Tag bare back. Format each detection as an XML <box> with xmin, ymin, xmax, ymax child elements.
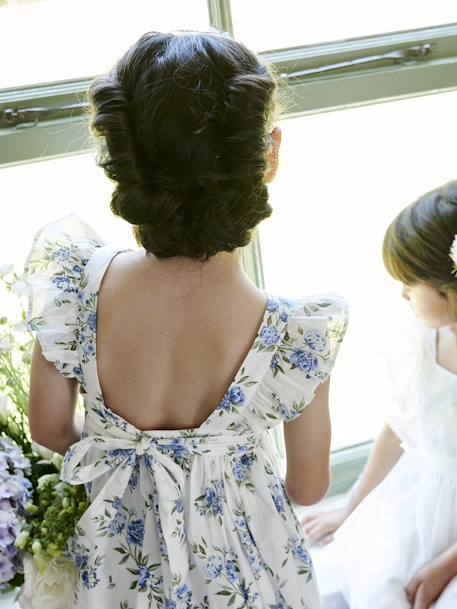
<box><xmin>95</xmin><ymin>249</ymin><xmax>268</xmax><ymax>431</ymax></box>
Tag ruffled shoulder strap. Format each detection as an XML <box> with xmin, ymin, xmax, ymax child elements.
<box><xmin>267</xmin><ymin>292</ymin><xmax>349</xmax><ymax>422</ymax></box>
<box><xmin>23</xmin><ymin>213</ymin><xmax>106</xmax><ymax>382</ymax></box>
<box><xmin>379</xmin><ymin>317</ymin><xmax>430</xmax><ymax>442</ymax></box>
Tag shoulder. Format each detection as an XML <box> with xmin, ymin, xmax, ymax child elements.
<box><xmin>286</xmin><ymin>292</ymin><xmax>348</xmax><ymax>326</ymax></box>
<box><xmin>23</xmin><ymin>213</ymin><xmax>106</xmax><ymax>284</ymax></box>
<box><xmin>265</xmin><ymin>292</ymin><xmax>348</xmax><ymax>417</ymax></box>
<box><xmin>268</xmin><ymin>291</ymin><xmax>348</xmax><ymax>347</ymax></box>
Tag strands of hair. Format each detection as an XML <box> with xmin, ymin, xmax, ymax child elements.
<box><xmin>383</xmin><ymin>180</ymin><xmax>457</xmax><ymax>316</ymax></box>
<box><xmin>87</xmin><ymin>30</ymin><xmax>285</xmax><ymax>260</ymax></box>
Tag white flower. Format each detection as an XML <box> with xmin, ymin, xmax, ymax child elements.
<box><xmin>7</xmin><ymin>418</ymin><xmax>20</xmax><ymax>437</ymax></box>
<box><xmin>31</xmin><ymin>442</ymin><xmax>54</xmax><ymax>462</ymax></box>
<box><xmin>18</xmin><ymin>555</ymin><xmax>77</xmax><ymax>609</ymax></box>
<box><xmin>450</xmin><ymin>235</ymin><xmax>457</xmax><ymax>268</ymax></box>
<box><xmin>0</xmin><ymin>394</ymin><xmax>13</xmax><ymax>425</ymax></box>
<box><xmin>0</xmin><ymin>264</ymin><xmax>13</xmax><ymax>276</ymax></box>
<box><xmin>0</xmin><ymin>336</ymin><xmax>11</xmax><ymax>353</ymax></box>
<box><xmin>12</xmin><ymin>320</ymin><xmax>28</xmax><ymax>333</ymax></box>
<box><xmin>51</xmin><ymin>453</ymin><xmax>63</xmax><ymax>470</ymax></box>
<box><xmin>37</xmin><ymin>473</ymin><xmax>60</xmax><ymax>490</ymax></box>
<box><xmin>10</xmin><ymin>280</ymin><xmax>28</xmax><ymax>296</ymax></box>
<box><xmin>14</xmin><ymin>530</ymin><xmax>30</xmax><ymax>550</ymax></box>
<box><xmin>31</xmin><ymin>540</ymin><xmax>42</xmax><ymax>554</ymax></box>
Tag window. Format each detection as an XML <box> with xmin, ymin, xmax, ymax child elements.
<box><xmin>0</xmin><ymin>153</ymin><xmax>136</xmax><ymax>266</ymax></box>
<box><xmin>231</xmin><ymin>0</ymin><xmax>457</xmax><ymax>50</ymax></box>
<box><xmin>2</xmin><ymin>0</ymin><xmax>457</xmax><ymax>494</ymax></box>
<box><xmin>260</xmin><ymin>90</ymin><xmax>457</xmax><ymax>450</ymax></box>
<box><xmin>0</xmin><ymin>0</ymin><xmax>209</xmax><ymax>88</ymax></box>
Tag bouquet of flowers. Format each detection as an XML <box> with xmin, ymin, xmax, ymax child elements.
<box><xmin>0</xmin><ymin>265</ymin><xmax>88</xmax><ymax>609</ymax></box>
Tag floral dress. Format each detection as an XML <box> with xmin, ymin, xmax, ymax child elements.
<box><xmin>23</xmin><ymin>213</ymin><xmax>348</xmax><ymax>609</ymax></box>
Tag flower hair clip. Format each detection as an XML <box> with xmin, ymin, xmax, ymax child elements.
<box><xmin>450</xmin><ymin>234</ymin><xmax>457</xmax><ymax>277</ymax></box>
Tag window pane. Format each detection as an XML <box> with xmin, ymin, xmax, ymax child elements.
<box><xmin>231</xmin><ymin>0</ymin><xmax>457</xmax><ymax>50</ymax></box>
<box><xmin>259</xmin><ymin>90</ymin><xmax>457</xmax><ymax>449</ymax></box>
<box><xmin>0</xmin><ymin>153</ymin><xmax>136</xmax><ymax>270</ymax></box>
<box><xmin>0</xmin><ymin>0</ymin><xmax>209</xmax><ymax>89</ymax></box>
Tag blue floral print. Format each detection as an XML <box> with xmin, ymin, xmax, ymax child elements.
<box><xmin>259</xmin><ymin>325</ymin><xmax>282</xmax><ymax>347</ymax></box>
<box><xmin>127</xmin><ymin>518</ymin><xmax>144</xmax><ymax>546</ymax></box>
<box><xmin>290</xmin><ymin>348</ymin><xmax>319</xmax><ymax>376</ymax></box>
<box><xmin>23</xmin><ymin>214</ymin><xmax>348</xmax><ymax>609</ymax></box>
<box><xmin>195</xmin><ymin>479</ymin><xmax>225</xmax><ymax>523</ymax></box>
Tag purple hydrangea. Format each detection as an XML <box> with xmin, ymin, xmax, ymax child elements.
<box><xmin>0</xmin><ymin>439</ymin><xmax>32</xmax><ymax>589</ymax></box>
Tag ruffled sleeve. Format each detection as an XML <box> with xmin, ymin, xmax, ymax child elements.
<box><xmin>23</xmin><ymin>213</ymin><xmax>106</xmax><ymax>381</ymax></box>
<box><xmin>271</xmin><ymin>292</ymin><xmax>349</xmax><ymax>422</ymax></box>
<box><xmin>380</xmin><ymin>318</ymin><xmax>428</xmax><ymax>445</ymax></box>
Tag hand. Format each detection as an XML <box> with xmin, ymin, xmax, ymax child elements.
<box><xmin>406</xmin><ymin>560</ymin><xmax>450</xmax><ymax>609</ymax></box>
<box><xmin>301</xmin><ymin>506</ymin><xmax>350</xmax><ymax>546</ymax></box>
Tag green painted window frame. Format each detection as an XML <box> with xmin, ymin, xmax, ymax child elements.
<box><xmin>2</xmin><ymin>0</ymin><xmax>455</xmax><ymax>495</ymax></box>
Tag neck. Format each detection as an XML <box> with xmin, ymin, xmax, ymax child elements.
<box><xmin>138</xmin><ymin>247</ymin><xmax>249</xmax><ymax>289</ymax></box>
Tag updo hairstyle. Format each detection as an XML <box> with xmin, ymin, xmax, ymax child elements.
<box><xmin>87</xmin><ymin>30</ymin><xmax>282</xmax><ymax>260</ymax></box>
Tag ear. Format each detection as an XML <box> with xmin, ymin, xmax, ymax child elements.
<box><xmin>264</xmin><ymin>126</ymin><xmax>282</xmax><ymax>183</ymax></box>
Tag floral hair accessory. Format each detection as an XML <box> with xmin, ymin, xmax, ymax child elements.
<box><xmin>451</xmin><ymin>235</ymin><xmax>457</xmax><ymax>277</ymax></box>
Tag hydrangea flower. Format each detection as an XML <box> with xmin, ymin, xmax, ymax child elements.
<box><xmin>0</xmin><ymin>438</ymin><xmax>31</xmax><ymax>589</ymax></box>
<box><xmin>259</xmin><ymin>325</ymin><xmax>281</xmax><ymax>347</ymax></box>
<box><xmin>290</xmin><ymin>349</ymin><xmax>319</xmax><ymax>376</ymax></box>
<box><xmin>303</xmin><ymin>330</ymin><xmax>327</xmax><ymax>353</ymax></box>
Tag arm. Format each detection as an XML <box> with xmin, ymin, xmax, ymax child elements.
<box><xmin>407</xmin><ymin>541</ymin><xmax>457</xmax><ymax>609</ymax></box>
<box><xmin>345</xmin><ymin>421</ymin><xmax>403</xmax><ymax>515</ymax></box>
<box><xmin>283</xmin><ymin>379</ymin><xmax>332</xmax><ymax>506</ymax></box>
<box><xmin>28</xmin><ymin>338</ymin><xmax>84</xmax><ymax>455</ymax></box>
<box><xmin>302</xmin><ymin>421</ymin><xmax>404</xmax><ymax>543</ymax></box>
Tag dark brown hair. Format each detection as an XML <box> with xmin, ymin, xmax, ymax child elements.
<box><xmin>87</xmin><ymin>30</ymin><xmax>282</xmax><ymax>260</ymax></box>
<box><xmin>383</xmin><ymin>180</ymin><xmax>457</xmax><ymax>307</ymax></box>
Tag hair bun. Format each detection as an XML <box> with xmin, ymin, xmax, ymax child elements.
<box><xmin>88</xmin><ymin>30</ymin><xmax>281</xmax><ymax>259</ymax></box>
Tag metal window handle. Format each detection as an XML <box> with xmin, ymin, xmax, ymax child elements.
<box><xmin>2</xmin><ymin>102</ymin><xmax>87</xmax><ymax>128</ymax></box>
<box><xmin>1</xmin><ymin>43</ymin><xmax>433</xmax><ymax>128</ymax></box>
<box><xmin>281</xmin><ymin>43</ymin><xmax>433</xmax><ymax>79</ymax></box>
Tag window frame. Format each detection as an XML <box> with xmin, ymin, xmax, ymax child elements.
<box><xmin>3</xmin><ymin>0</ymin><xmax>455</xmax><ymax>495</ymax></box>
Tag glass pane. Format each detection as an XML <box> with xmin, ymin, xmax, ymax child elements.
<box><xmin>0</xmin><ymin>0</ymin><xmax>209</xmax><ymax>89</ymax></box>
<box><xmin>260</xmin><ymin>90</ymin><xmax>457</xmax><ymax>449</ymax></box>
<box><xmin>231</xmin><ymin>0</ymin><xmax>457</xmax><ymax>51</ymax></box>
<box><xmin>0</xmin><ymin>153</ymin><xmax>136</xmax><ymax>270</ymax></box>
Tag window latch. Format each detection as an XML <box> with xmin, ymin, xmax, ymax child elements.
<box><xmin>281</xmin><ymin>43</ymin><xmax>433</xmax><ymax>79</ymax></box>
<box><xmin>2</xmin><ymin>102</ymin><xmax>88</xmax><ymax>128</ymax></box>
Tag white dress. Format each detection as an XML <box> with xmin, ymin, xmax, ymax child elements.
<box><xmin>23</xmin><ymin>214</ymin><xmax>348</xmax><ymax>609</ymax></box>
<box><xmin>313</xmin><ymin>321</ymin><xmax>457</xmax><ymax>609</ymax></box>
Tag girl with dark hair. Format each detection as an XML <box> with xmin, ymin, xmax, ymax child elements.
<box><xmin>22</xmin><ymin>30</ymin><xmax>347</xmax><ymax>608</ymax></box>
<box><xmin>303</xmin><ymin>181</ymin><xmax>457</xmax><ymax>609</ymax></box>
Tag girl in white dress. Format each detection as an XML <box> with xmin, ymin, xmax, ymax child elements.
<box><xmin>302</xmin><ymin>180</ymin><xmax>457</xmax><ymax>609</ymax></box>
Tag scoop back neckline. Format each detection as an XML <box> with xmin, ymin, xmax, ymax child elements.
<box><xmin>84</xmin><ymin>245</ymin><xmax>282</xmax><ymax>434</ymax></box>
